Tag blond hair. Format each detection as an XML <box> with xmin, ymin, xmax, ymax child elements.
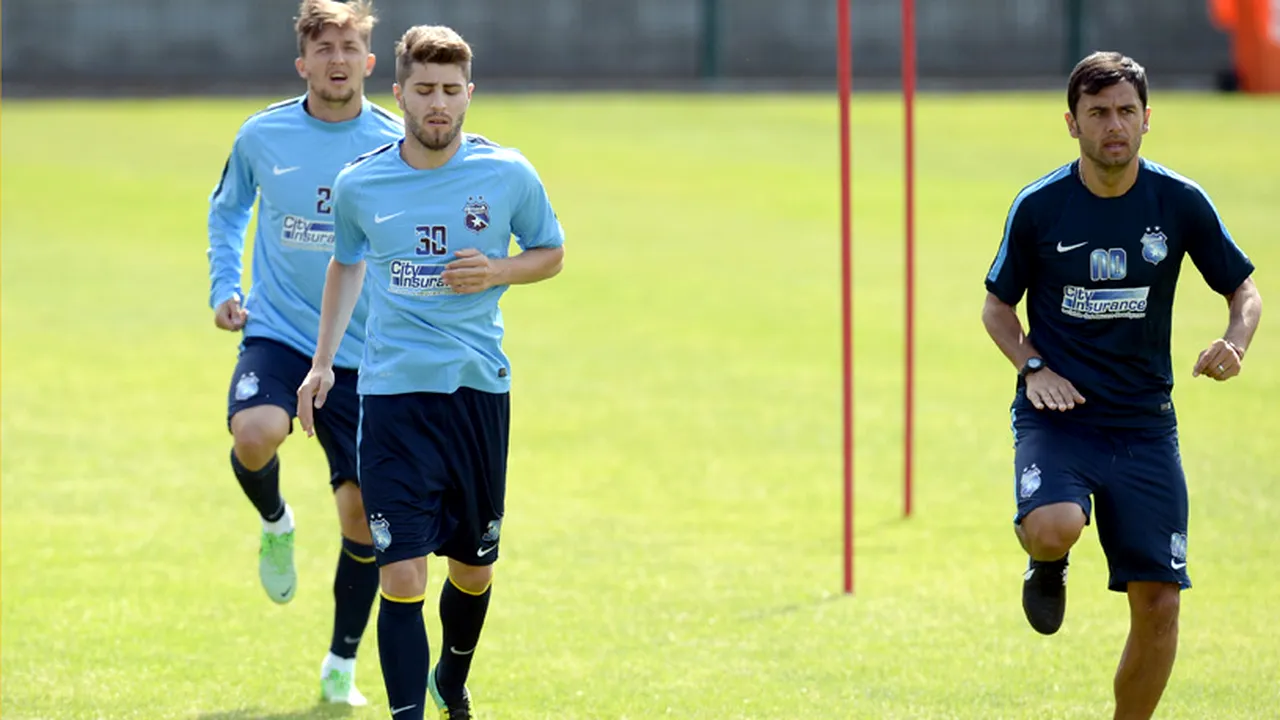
<box><xmin>294</xmin><ymin>0</ymin><xmax>377</xmax><ymax>56</ymax></box>
<box><xmin>395</xmin><ymin>25</ymin><xmax>473</xmax><ymax>84</ymax></box>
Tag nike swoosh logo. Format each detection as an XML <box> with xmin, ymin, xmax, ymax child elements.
<box><xmin>450</xmin><ymin>646</ymin><xmax>475</xmax><ymax>655</ymax></box>
<box><xmin>476</xmin><ymin>545</ymin><xmax>498</xmax><ymax>557</ymax></box>
<box><xmin>1171</xmin><ymin>560</ymin><xmax>1187</xmax><ymax>570</ymax></box>
<box><xmin>1057</xmin><ymin>241</ymin><xmax>1088</xmax><ymax>253</ymax></box>
<box><xmin>343</xmin><ymin>635</ymin><xmax>362</xmax><ymax>644</ymax></box>
<box><xmin>273</xmin><ymin>165</ymin><xmax>300</xmax><ymax>175</ymax></box>
<box><xmin>374</xmin><ymin>211</ymin><xmax>405</xmax><ymax>224</ymax></box>
<box><xmin>391</xmin><ymin>705</ymin><xmax>417</xmax><ymax>715</ymax></box>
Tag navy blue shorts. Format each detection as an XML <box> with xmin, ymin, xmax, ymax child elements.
<box><xmin>226</xmin><ymin>336</ymin><xmax>360</xmax><ymax>490</ymax></box>
<box><xmin>1011</xmin><ymin>408</ymin><xmax>1190</xmax><ymax>593</ymax></box>
<box><xmin>358</xmin><ymin>389</ymin><xmax>510</xmax><ymax>568</ymax></box>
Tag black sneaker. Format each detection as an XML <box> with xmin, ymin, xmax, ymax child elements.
<box><xmin>1022</xmin><ymin>554</ymin><xmax>1068</xmax><ymax>635</ymax></box>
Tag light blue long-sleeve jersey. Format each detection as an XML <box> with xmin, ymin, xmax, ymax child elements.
<box><xmin>331</xmin><ymin>134</ymin><xmax>565</xmax><ymax>396</ymax></box>
<box><xmin>207</xmin><ymin>95</ymin><xmax>403</xmax><ymax>369</ymax></box>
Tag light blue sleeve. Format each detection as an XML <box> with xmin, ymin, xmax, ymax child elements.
<box><xmin>509</xmin><ymin>154</ymin><xmax>565</xmax><ymax>251</ymax></box>
<box><xmin>331</xmin><ymin>170</ymin><xmax>368</xmax><ymax>265</ymax></box>
<box><xmin>206</xmin><ymin>128</ymin><xmax>258</xmax><ymax>308</ymax></box>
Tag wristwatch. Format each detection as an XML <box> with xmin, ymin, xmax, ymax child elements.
<box><xmin>1019</xmin><ymin>356</ymin><xmax>1045</xmax><ymax>378</ymax></box>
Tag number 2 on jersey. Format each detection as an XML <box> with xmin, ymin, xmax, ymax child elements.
<box><xmin>316</xmin><ymin>187</ymin><xmax>333</xmax><ymax>215</ymax></box>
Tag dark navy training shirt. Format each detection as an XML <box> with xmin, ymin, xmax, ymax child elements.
<box><xmin>986</xmin><ymin>158</ymin><xmax>1255</xmax><ymax>428</ymax></box>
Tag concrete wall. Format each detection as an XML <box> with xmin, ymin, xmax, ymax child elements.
<box><xmin>1</xmin><ymin>0</ymin><xmax>1232</xmax><ymax>93</ymax></box>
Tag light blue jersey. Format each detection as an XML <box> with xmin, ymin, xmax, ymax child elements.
<box><xmin>207</xmin><ymin>95</ymin><xmax>404</xmax><ymax>369</ymax></box>
<box><xmin>331</xmin><ymin>134</ymin><xmax>565</xmax><ymax>396</ymax></box>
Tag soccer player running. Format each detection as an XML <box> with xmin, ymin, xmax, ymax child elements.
<box><xmin>206</xmin><ymin>0</ymin><xmax>403</xmax><ymax>705</ymax></box>
<box><xmin>983</xmin><ymin>52</ymin><xmax>1263</xmax><ymax>719</ymax></box>
<box><xmin>296</xmin><ymin>25</ymin><xmax>565</xmax><ymax>720</ymax></box>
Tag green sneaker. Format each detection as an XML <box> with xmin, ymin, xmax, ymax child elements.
<box><xmin>258</xmin><ymin>527</ymin><xmax>296</xmax><ymax>604</ymax></box>
<box><xmin>320</xmin><ymin>654</ymin><xmax>368</xmax><ymax>706</ymax></box>
<box><xmin>428</xmin><ymin>666</ymin><xmax>473</xmax><ymax>719</ymax></box>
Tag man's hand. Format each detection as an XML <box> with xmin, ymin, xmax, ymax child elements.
<box><xmin>1192</xmin><ymin>338</ymin><xmax>1243</xmax><ymax>381</ymax></box>
<box><xmin>297</xmin><ymin>364</ymin><xmax>336</xmax><ymax>437</ymax></box>
<box><xmin>1026</xmin><ymin>369</ymin><xmax>1086</xmax><ymax>411</ymax></box>
<box><xmin>214</xmin><ymin>296</ymin><xmax>248</xmax><ymax>331</ymax></box>
<box><xmin>441</xmin><ymin>249</ymin><xmax>500</xmax><ymax>294</ymax></box>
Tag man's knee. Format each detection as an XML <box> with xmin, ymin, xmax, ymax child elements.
<box><xmin>334</xmin><ymin>481</ymin><xmax>371</xmax><ymax>543</ymax></box>
<box><xmin>230</xmin><ymin>405</ymin><xmax>290</xmax><ymax>469</ymax></box>
<box><xmin>447</xmin><ymin>559</ymin><xmax>494</xmax><ymax>595</ymax></box>
<box><xmin>380</xmin><ymin>558</ymin><xmax>428</xmax><ymax>599</ymax></box>
<box><xmin>1020</xmin><ymin>502</ymin><xmax>1088</xmax><ymax>560</ymax></box>
<box><xmin>1128</xmin><ymin>582</ymin><xmax>1180</xmax><ymax>636</ymax></box>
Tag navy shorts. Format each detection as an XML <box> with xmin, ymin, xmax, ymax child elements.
<box><xmin>359</xmin><ymin>388</ymin><xmax>510</xmax><ymax>568</ymax></box>
<box><xmin>227</xmin><ymin>336</ymin><xmax>360</xmax><ymax>490</ymax></box>
<box><xmin>1011</xmin><ymin>408</ymin><xmax>1190</xmax><ymax>593</ymax></box>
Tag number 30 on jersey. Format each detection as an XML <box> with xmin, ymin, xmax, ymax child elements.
<box><xmin>416</xmin><ymin>225</ymin><xmax>448</xmax><ymax>256</ymax></box>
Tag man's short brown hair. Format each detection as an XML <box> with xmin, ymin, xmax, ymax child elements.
<box><xmin>294</xmin><ymin>0</ymin><xmax>377</xmax><ymax>56</ymax></box>
<box><xmin>395</xmin><ymin>25</ymin><xmax>473</xmax><ymax>85</ymax></box>
<box><xmin>1067</xmin><ymin>51</ymin><xmax>1149</xmax><ymax>116</ymax></box>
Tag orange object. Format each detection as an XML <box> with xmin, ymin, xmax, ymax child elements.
<box><xmin>1212</xmin><ymin>0</ymin><xmax>1280</xmax><ymax>93</ymax></box>
<box><xmin>1208</xmin><ymin>0</ymin><xmax>1239</xmax><ymax>28</ymax></box>
<box><xmin>1209</xmin><ymin>0</ymin><xmax>1240</xmax><ymax>29</ymax></box>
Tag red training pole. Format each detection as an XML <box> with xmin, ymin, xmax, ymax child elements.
<box><xmin>837</xmin><ymin>0</ymin><xmax>854</xmax><ymax>595</ymax></box>
<box><xmin>901</xmin><ymin>0</ymin><xmax>916</xmax><ymax>519</ymax></box>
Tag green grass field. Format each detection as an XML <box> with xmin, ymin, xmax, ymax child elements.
<box><xmin>3</xmin><ymin>90</ymin><xmax>1279</xmax><ymax>719</ymax></box>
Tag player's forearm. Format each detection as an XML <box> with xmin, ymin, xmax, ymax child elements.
<box><xmin>312</xmin><ymin>259</ymin><xmax>366</xmax><ymax>367</ymax></box>
<box><xmin>207</xmin><ymin>215</ymin><xmax>249</xmax><ymax>308</ymax></box>
<box><xmin>982</xmin><ymin>293</ymin><xmax>1042</xmax><ymax>371</ymax></box>
<box><xmin>1223</xmin><ymin>276</ymin><xmax>1262</xmax><ymax>357</ymax></box>
<box><xmin>493</xmin><ymin>246</ymin><xmax>564</xmax><ymax>286</ymax></box>
<box><xmin>207</xmin><ymin>239</ymin><xmax>244</xmax><ymax>308</ymax></box>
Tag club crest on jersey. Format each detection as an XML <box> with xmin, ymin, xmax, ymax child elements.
<box><xmin>1170</xmin><ymin>532</ymin><xmax>1188</xmax><ymax>562</ymax></box>
<box><xmin>370</xmin><ymin>514</ymin><xmax>392</xmax><ymax>552</ymax></box>
<box><xmin>481</xmin><ymin>518</ymin><xmax>502</xmax><ymax>544</ymax></box>
<box><xmin>235</xmin><ymin>372</ymin><xmax>259</xmax><ymax>401</ymax></box>
<box><xmin>463</xmin><ymin>196</ymin><xmax>490</xmax><ymax>233</ymax></box>
<box><xmin>1019</xmin><ymin>463</ymin><xmax>1042</xmax><ymax>499</ymax></box>
<box><xmin>1140</xmin><ymin>226</ymin><xmax>1168</xmax><ymax>266</ymax></box>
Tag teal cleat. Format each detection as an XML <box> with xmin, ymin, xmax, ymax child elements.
<box><xmin>428</xmin><ymin>666</ymin><xmax>473</xmax><ymax>719</ymax></box>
